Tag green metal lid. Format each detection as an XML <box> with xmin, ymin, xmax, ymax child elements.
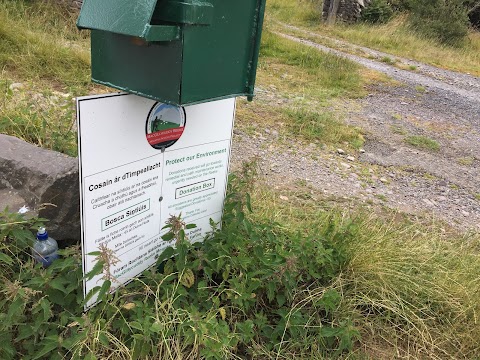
<box><xmin>77</xmin><ymin>0</ymin><xmax>158</xmax><ymax>38</ymax></box>
<box><xmin>77</xmin><ymin>0</ymin><xmax>213</xmax><ymax>42</ymax></box>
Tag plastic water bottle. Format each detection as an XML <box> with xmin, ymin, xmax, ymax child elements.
<box><xmin>32</xmin><ymin>227</ymin><xmax>59</xmax><ymax>267</ymax></box>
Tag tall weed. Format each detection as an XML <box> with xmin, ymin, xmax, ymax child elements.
<box><xmin>0</xmin><ymin>174</ymin><xmax>357</xmax><ymax>359</ymax></box>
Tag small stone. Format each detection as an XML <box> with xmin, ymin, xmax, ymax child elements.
<box><xmin>347</xmin><ymin>156</ymin><xmax>355</xmax><ymax>162</ymax></box>
<box><xmin>379</xmin><ymin>177</ymin><xmax>388</xmax><ymax>183</ymax></box>
<box><xmin>359</xmin><ymin>148</ymin><xmax>365</xmax><ymax>153</ymax></box>
<box><xmin>461</xmin><ymin>210</ymin><xmax>469</xmax><ymax>216</ymax></box>
<box><xmin>279</xmin><ymin>195</ymin><xmax>289</xmax><ymax>201</ymax></box>
<box><xmin>400</xmin><ymin>102</ymin><xmax>408</xmax><ymax>105</ymax></box>
<box><xmin>437</xmin><ymin>196</ymin><xmax>447</xmax><ymax>201</ymax></box>
<box><xmin>264</xmin><ymin>128</ymin><xmax>271</xmax><ymax>134</ymax></box>
<box><xmin>422</xmin><ymin>198</ymin><xmax>434</xmax><ymax>206</ymax></box>
<box><xmin>340</xmin><ymin>162</ymin><xmax>351</xmax><ymax>169</ymax></box>
<box><xmin>337</xmin><ymin>148</ymin><xmax>345</xmax><ymax>155</ymax></box>
<box><xmin>9</xmin><ymin>82</ymin><xmax>24</xmax><ymax>91</ymax></box>
<box><xmin>271</xmin><ymin>130</ymin><xmax>279</xmax><ymax>137</ymax></box>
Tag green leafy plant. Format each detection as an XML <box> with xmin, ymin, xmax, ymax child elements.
<box><xmin>0</xmin><ymin>171</ymin><xmax>358</xmax><ymax>359</ymax></box>
<box><xmin>0</xmin><ymin>208</ymin><xmax>84</xmax><ymax>360</ymax></box>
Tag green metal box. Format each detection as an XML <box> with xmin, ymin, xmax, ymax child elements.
<box><xmin>77</xmin><ymin>0</ymin><xmax>266</xmax><ymax>105</ymax></box>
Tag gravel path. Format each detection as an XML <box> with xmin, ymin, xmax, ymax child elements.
<box><xmin>230</xmin><ymin>29</ymin><xmax>480</xmax><ymax>232</ymax></box>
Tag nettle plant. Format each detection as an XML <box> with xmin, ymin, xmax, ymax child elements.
<box><xmin>0</xmin><ymin>175</ymin><xmax>359</xmax><ymax>359</ymax></box>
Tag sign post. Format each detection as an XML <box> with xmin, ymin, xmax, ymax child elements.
<box><xmin>77</xmin><ymin>93</ymin><xmax>235</xmax><ymax>307</ymax></box>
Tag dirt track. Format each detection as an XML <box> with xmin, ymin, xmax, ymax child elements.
<box><xmin>230</xmin><ymin>28</ymin><xmax>480</xmax><ymax>232</ymax></box>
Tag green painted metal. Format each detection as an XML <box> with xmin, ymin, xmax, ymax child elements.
<box><xmin>78</xmin><ymin>0</ymin><xmax>267</xmax><ymax>105</ymax></box>
<box><xmin>77</xmin><ymin>0</ymin><xmax>158</xmax><ymax>39</ymax></box>
<box><xmin>144</xmin><ymin>25</ymin><xmax>181</xmax><ymax>42</ymax></box>
<box><xmin>152</xmin><ymin>0</ymin><xmax>214</xmax><ymax>25</ymax></box>
<box><xmin>90</xmin><ymin>30</ymin><xmax>183</xmax><ymax>104</ymax></box>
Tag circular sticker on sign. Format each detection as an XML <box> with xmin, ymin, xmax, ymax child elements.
<box><xmin>145</xmin><ymin>102</ymin><xmax>186</xmax><ymax>150</ymax></box>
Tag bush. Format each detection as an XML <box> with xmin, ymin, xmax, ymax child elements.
<box><xmin>0</xmin><ymin>173</ymin><xmax>357</xmax><ymax>359</ymax></box>
<box><xmin>361</xmin><ymin>0</ymin><xmax>394</xmax><ymax>24</ymax></box>
<box><xmin>408</xmin><ymin>0</ymin><xmax>470</xmax><ymax>46</ymax></box>
<box><xmin>388</xmin><ymin>0</ymin><xmax>411</xmax><ymax>11</ymax></box>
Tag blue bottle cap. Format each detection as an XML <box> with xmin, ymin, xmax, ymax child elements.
<box><xmin>37</xmin><ymin>227</ymin><xmax>48</xmax><ymax>241</ymax></box>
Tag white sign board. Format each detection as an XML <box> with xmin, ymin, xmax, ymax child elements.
<box><xmin>77</xmin><ymin>93</ymin><xmax>235</xmax><ymax>308</ymax></box>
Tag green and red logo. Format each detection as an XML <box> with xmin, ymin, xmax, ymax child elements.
<box><xmin>145</xmin><ymin>102</ymin><xmax>186</xmax><ymax>149</ymax></box>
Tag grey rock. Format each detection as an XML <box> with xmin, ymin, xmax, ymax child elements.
<box><xmin>0</xmin><ymin>189</ymin><xmax>34</xmax><ymax>215</ymax></box>
<box><xmin>0</xmin><ymin>135</ymin><xmax>79</xmax><ymax>245</ymax></box>
<box><xmin>9</xmin><ymin>83</ymin><xmax>24</xmax><ymax>91</ymax></box>
<box><xmin>337</xmin><ymin>148</ymin><xmax>345</xmax><ymax>155</ymax></box>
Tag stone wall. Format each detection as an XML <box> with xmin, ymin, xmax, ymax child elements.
<box><xmin>323</xmin><ymin>0</ymin><xmax>371</xmax><ymax>23</ymax></box>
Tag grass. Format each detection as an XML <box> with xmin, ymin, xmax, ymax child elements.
<box><xmin>236</xmin><ymin>100</ymin><xmax>365</xmax><ymax>149</ymax></box>
<box><xmin>267</xmin><ymin>0</ymin><xmax>480</xmax><ymax>76</ymax></box>
<box><xmin>405</xmin><ymin>135</ymin><xmax>440</xmax><ymax>151</ymax></box>
<box><xmin>282</xmin><ymin>107</ymin><xmax>364</xmax><ymax>148</ymax></box>
<box><xmin>266</xmin><ymin>0</ymin><xmax>321</xmax><ymax>26</ymax></box>
<box><xmin>0</xmin><ymin>82</ymin><xmax>78</xmax><ymax>156</ymax></box>
<box><xmin>0</xmin><ymin>0</ymin><xmax>90</xmax><ymax>91</ymax></box>
<box><xmin>317</xmin><ymin>16</ymin><xmax>480</xmax><ymax>76</ymax></box>
<box><xmin>249</xmin><ymin>180</ymin><xmax>480</xmax><ymax>358</ymax></box>
<box><xmin>415</xmin><ymin>85</ymin><xmax>426</xmax><ymax>93</ymax></box>
<box><xmin>234</xmin><ymin>29</ymin><xmax>367</xmax><ymax>149</ymax></box>
<box><xmin>0</xmin><ymin>0</ymin><xmax>99</xmax><ymax>156</ymax></box>
<box><xmin>458</xmin><ymin>156</ymin><xmax>475</xmax><ymax>166</ymax></box>
<box><xmin>380</xmin><ymin>56</ymin><xmax>396</xmax><ymax>64</ymax></box>
<box><xmin>259</xmin><ymin>30</ymin><xmax>364</xmax><ymax>99</ymax></box>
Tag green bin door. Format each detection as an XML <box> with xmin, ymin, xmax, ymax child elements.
<box><xmin>181</xmin><ymin>0</ymin><xmax>265</xmax><ymax>104</ymax></box>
